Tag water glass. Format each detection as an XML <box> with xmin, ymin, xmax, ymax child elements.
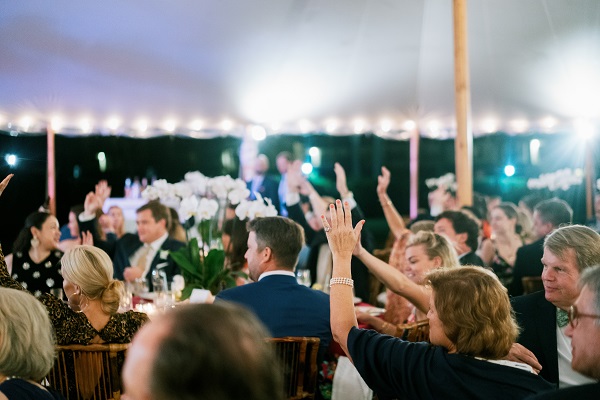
<box><xmin>296</xmin><ymin>269</ymin><xmax>312</xmax><ymax>287</ymax></box>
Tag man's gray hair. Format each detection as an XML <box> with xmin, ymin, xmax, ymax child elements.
<box><xmin>544</xmin><ymin>225</ymin><xmax>600</xmax><ymax>272</ymax></box>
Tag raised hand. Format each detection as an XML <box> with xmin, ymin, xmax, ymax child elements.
<box><xmin>321</xmin><ymin>200</ymin><xmax>364</xmax><ymax>260</ymax></box>
<box><xmin>377</xmin><ymin>166</ymin><xmax>391</xmax><ymax>196</ymax></box>
<box><xmin>334</xmin><ymin>162</ymin><xmax>349</xmax><ymax>197</ymax></box>
<box><xmin>286</xmin><ymin>160</ymin><xmax>303</xmax><ymax>192</ymax></box>
<box><xmin>0</xmin><ymin>174</ymin><xmax>13</xmax><ymax>197</ymax></box>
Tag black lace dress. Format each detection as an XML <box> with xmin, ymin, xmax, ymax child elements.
<box><xmin>0</xmin><ymin>245</ymin><xmax>148</xmax><ymax>345</ymax></box>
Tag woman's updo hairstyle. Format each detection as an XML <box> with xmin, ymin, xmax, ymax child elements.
<box><xmin>61</xmin><ymin>245</ymin><xmax>124</xmax><ymax>314</ymax></box>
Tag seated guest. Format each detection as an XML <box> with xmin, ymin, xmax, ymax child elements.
<box><xmin>1</xmin><ymin>244</ymin><xmax>148</xmax><ymax>344</ymax></box>
<box><xmin>355</xmin><ymin>230</ymin><xmax>460</xmax><ymax>334</ymax></box>
<box><xmin>215</xmin><ymin>216</ymin><xmax>332</xmax><ymax>358</ymax></box>
<box><xmin>107</xmin><ymin>205</ymin><xmax>126</xmax><ymax>238</ymax></box>
<box><xmin>0</xmin><ymin>288</ymin><xmax>64</xmax><ymax>400</ymax></box>
<box><xmin>323</xmin><ymin>200</ymin><xmax>553</xmax><ymax>399</ymax></box>
<box><xmin>122</xmin><ymin>302</ymin><xmax>285</xmax><ymax>400</ymax></box>
<box><xmin>510</xmin><ymin>225</ymin><xmax>600</xmax><ymax>387</ymax></box>
<box><xmin>527</xmin><ymin>266</ymin><xmax>600</xmax><ymax>399</ymax></box>
<box><xmin>4</xmin><ymin>210</ymin><xmax>64</xmax><ymax>298</ymax></box>
<box><xmin>80</xmin><ymin>194</ymin><xmax>184</xmax><ymax>289</ymax></box>
<box><xmin>478</xmin><ymin>202</ymin><xmax>525</xmax><ymax>285</ymax></box>
<box><xmin>222</xmin><ymin>217</ymin><xmax>250</xmax><ymax>285</ymax></box>
<box><xmin>509</xmin><ymin>198</ymin><xmax>573</xmax><ymax>296</ymax></box>
<box><xmin>58</xmin><ymin>204</ymin><xmax>85</xmax><ymax>253</ymax></box>
<box><xmin>434</xmin><ymin>210</ymin><xmax>484</xmax><ymax>266</ymax></box>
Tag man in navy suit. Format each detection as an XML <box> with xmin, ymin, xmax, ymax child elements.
<box><xmin>510</xmin><ymin>225</ymin><xmax>600</xmax><ymax>388</ymax></box>
<box><xmin>509</xmin><ymin>198</ymin><xmax>573</xmax><ymax>296</ymax></box>
<box><xmin>246</xmin><ymin>154</ymin><xmax>280</xmax><ymax>212</ymax></box>
<box><xmin>80</xmin><ymin>199</ymin><xmax>185</xmax><ymax>289</ymax></box>
<box><xmin>527</xmin><ymin>266</ymin><xmax>600</xmax><ymax>399</ymax></box>
<box><xmin>215</xmin><ymin>216</ymin><xmax>331</xmax><ymax>357</ymax></box>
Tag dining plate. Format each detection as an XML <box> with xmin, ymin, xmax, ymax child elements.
<box><xmin>353</xmin><ymin>297</ymin><xmax>362</xmax><ymax>304</ymax></box>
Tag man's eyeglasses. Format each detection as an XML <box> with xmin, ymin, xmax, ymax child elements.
<box><xmin>568</xmin><ymin>305</ymin><xmax>600</xmax><ymax>328</ymax></box>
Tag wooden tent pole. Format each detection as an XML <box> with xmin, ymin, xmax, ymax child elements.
<box><xmin>409</xmin><ymin>126</ymin><xmax>420</xmax><ymax>220</ymax></box>
<box><xmin>585</xmin><ymin>144</ymin><xmax>593</xmax><ymax>220</ymax></box>
<box><xmin>47</xmin><ymin>125</ymin><xmax>56</xmax><ymax>216</ymax></box>
<box><xmin>453</xmin><ymin>0</ymin><xmax>473</xmax><ymax>207</ymax></box>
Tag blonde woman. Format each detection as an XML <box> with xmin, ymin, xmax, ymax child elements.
<box><xmin>354</xmin><ymin>230</ymin><xmax>459</xmax><ymax>334</ymax></box>
<box><xmin>0</xmin><ymin>288</ymin><xmax>62</xmax><ymax>399</ymax></box>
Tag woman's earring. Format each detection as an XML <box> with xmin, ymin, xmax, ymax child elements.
<box><xmin>30</xmin><ymin>236</ymin><xmax>40</xmax><ymax>248</ymax></box>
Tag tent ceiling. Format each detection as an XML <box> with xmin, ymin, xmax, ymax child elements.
<box><xmin>1</xmin><ymin>0</ymin><xmax>599</xmax><ymax>138</ymax></box>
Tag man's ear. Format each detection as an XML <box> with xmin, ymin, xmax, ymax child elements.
<box><xmin>262</xmin><ymin>246</ymin><xmax>273</xmax><ymax>262</ymax></box>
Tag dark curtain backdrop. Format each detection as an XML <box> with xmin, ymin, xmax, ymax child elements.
<box><xmin>0</xmin><ymin>132</ymin><xmax>596</xmax><ymax>252</ymax></box>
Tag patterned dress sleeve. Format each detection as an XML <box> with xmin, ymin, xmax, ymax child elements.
<box><xmin>99</xmin><ymin>311</ymin><xmax>149</xmax><ymax>343</ymax></box>
<box><xmin>0</xmin><ymin>245</ymin><xmax>31</xmax><ymax>291</ymax></box>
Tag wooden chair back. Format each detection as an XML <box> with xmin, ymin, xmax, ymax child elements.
<box><xmin>267</xmin><ymin>337</ymin><xmax>320</xmax><ymax>400</ymax></box>
<box><xmin>398</xmin><ymin>320</ymin><xmax>430</xmax><ymax>343</ymax></box>
<box><xmin>522</xmin><ymin>276</ymin><xmax>544</xmax><ymax>294</ymax></box>
<box><xmin>44</xmin><ymin>343</ymin><xmax>129</xmax><ymax>400</ymax></box>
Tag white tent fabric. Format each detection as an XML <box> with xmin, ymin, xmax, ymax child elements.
<box><xmin>1</xmin><ymin>0</ymin><xmax>599</xmax><ymax>138</ymax></box>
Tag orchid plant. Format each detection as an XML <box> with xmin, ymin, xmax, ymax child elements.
<box><xmin>527</xmin><ymin>168</ymin><xmax>583</xmax><ymax>192</ymax></box>
<box><xmin>141</xmin><ymin>172</ymin><xmax>278</xmax><ymax>298</ymax></box>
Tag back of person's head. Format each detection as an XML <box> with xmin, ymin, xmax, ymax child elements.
<box><xmin>0</xmin><ymin>288</ymin><xmax>55</xmax><ymax>382</ymax></box>
<box><xmin>579</xmin><ymin>265</ymin><xmax>600</xmax><ymax>320</ymax></box>
<box><xmin>435</xmin><ymin>210</ymin><xmax>479</xmax><ymax>251</ymax></box>
<box><xmin>222</xmin><ymin>217</ymin><xmax>250</xmax><ymax>271</ymax></box>
<box><xmin>61</xmin><ymin>245</ymin><xmax>124</xmax><ymax>314</ymax></box>
<box><xmin>520</xmin><ymin>193</ymin><xmax>546</xmax><ymax>214</ymax></box>
<box><xmin>247</xmin><ymin>217</ymin><xmax>304</xmax><ymax>269</ymax></box>
<box><xmin>151</xmin><ymin>303</ymin><xmax>285</xmax><ymax>400</ymax></box>
<box><xmin>534</xmin><ymin>198</ymin><xmax>573</xmax><ymax>228</ymax></box>
<box><xmin>137</xmin><ymin>201</ymin><xmax>171</xmax><ymax>230</ymax></box>
<box><xmin>407</xmin><ymin>231</ymin><xmax>460</xmax><ymax>268</ymax></box>
<box><xmin>544</xmin><ymin>225</ymin><xmax>600</xmax><ymax>273</ymax></box>
<box><xmin>409</xmin><ymin>220</ymin><xmax>435</xmax><ymax>234</ymax></box>
<box><xmin>13</xmin><ymin>211</ymin><xmax>53</xmax><ymax>253</ymax></box>
<box><xmin>427</xmin><ymin>266</ymin><xmax>518</xmax><ymax>359</ymax></box>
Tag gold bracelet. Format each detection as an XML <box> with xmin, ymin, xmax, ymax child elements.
<box><xmin>329</xmin><ymin>277</ymin><xmax>354</xmax><ymax>287</ymax></box>
<box><xmin>380</xmin><ymin>322</ymin><xmax>390</xmax><ymax>332</ymax></box>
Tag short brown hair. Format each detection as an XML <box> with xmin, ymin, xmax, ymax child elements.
<box><xmin>150</xmin><ymin>302</ymin><xmax>285</xmax><ymax>400</ymax></box>
<box><xmin>544</xmin><ymin>225</ymin><xmax>600</xmax><ymax>272</ymax></box>
<box><xmin>427</xmin><ymin>266</ymin><xmax>518</xmax><ymax>359</ymax></box>
<box><xmin>247</xmin><ymin>217</ymin><xmax>304</xmax><ymax>269</ymax></box>
<box><xmin>137</xmin><ymin>200</ymin><xmax>171</xmax><ymax>230</ymax></box>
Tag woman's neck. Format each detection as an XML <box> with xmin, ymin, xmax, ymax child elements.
<box><xmin>83</xmin><ymin>299</ymin><xmax>111</xmax><ymax>334</ymax></box>
<box><xmin>28</xmin><ymin>247</ymin><xmax>51</xmax><ymax>264</ymax></box>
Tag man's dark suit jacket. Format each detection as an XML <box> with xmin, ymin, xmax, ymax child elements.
<box><xmin>459</xmin><ymin>251</ymin><xmax>484</xmax><ymax>267</ymax></box>
<box><xmin>215</xmin><ymin>274</ymin><xmax>332</xmax><ymax>356</ymax></box>
<box><xmin>247</xmin><ymin>175</ymin><xmax>280</xmax><ymax>212</ymax></box>
<box><xmin>510</xmin><ymin>237</ymin><xmax>545</xmax><ymax>296</ymax></box>
<box><xmin>287</xmin><ymin>201</ymin><xmax>374</xmax><ymax>301</ymax></box>
<box><xmin>112</xmin><ymin>233</ymin><xmax>185</xmax><ymax>289</ymax></box>
<box><xmin>526</xmin><ymin>382</ymin><xmax>600</xmax><ymax>399</ymax></box>
<box><xmin>511</xmin><ymin>291</ymin><xmax>559</xmax><ymax>385</ymax></box>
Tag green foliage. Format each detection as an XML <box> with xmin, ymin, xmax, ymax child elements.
<box><xmin>170</xmin><ymin>237</ymin><xmax>245</xmax><ymax>300</ymax></box>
